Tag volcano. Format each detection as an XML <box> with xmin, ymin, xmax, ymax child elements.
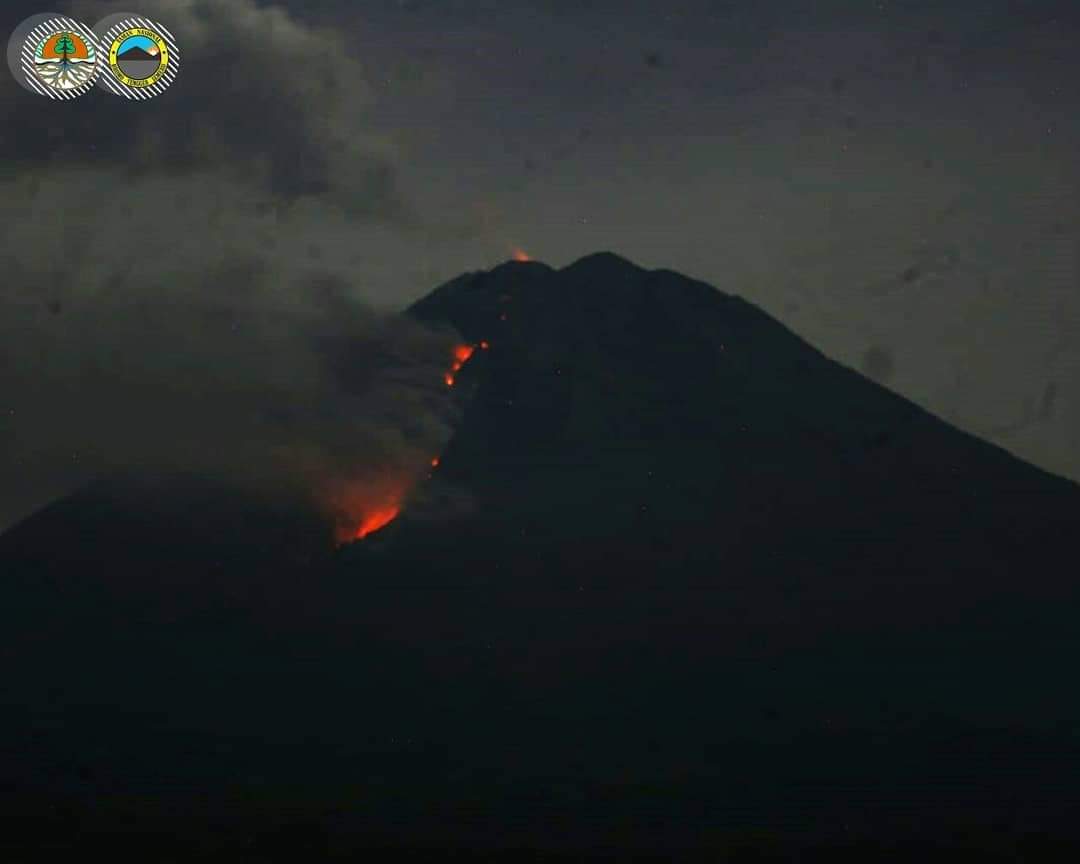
<box><xmin>116</xmin><ymin>45</ymin><xmax>157</xmax><ymax>61</ymax></box>
<box><xmin>2</xmin><ymin>253</ymin><xmax>1079</xmax><ymax>859</ymax></box>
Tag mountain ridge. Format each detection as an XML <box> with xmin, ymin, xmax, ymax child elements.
<box><xmin>1</xmin><ymin>251</ymin><xmax>1078</xmax><ymax>857</ymax></box>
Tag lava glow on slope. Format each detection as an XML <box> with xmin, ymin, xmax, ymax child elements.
<box><xmin>327</xmin><ymin>476</ymin><xmax>407</xmax><ymax>546</ymax></box>
<box><xmin>334</xmin><ymin>341</ymin><xmax>487</xmax><ymax>544</ymax></box>
<box><xmin>354</xmin><ymin>504</ymin><xmax>401</xmax><ymax>539</ymax></box>
<box><xmin>444</xmin><ymin>343</ymin><xmax>477</xmax><ymax>388</ymax></box>
<box><xmin>512</xmin><ymin>248</ymin><xmax>531</xmax><ymax>262</ymax></box>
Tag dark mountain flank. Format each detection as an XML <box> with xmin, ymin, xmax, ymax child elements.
<box><xmin>2</xmin><ymin>253</ymin><xmax>1079</xmax><ymax>860</ymax></box>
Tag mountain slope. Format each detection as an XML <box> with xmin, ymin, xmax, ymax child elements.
<box><xmin>394</xmin><ymin>253</ymin><xmax>1077</xmax><ymax>608</ymax></box>
<box><xmin>1</xmin><ymin>252</ymin><xmax>1079</xmax><ymax>857</ymax></box>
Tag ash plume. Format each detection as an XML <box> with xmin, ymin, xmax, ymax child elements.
<box><xmin>0</xmin><ymin>0</ymin><xmax>457</xmax><ymax>534</ymax></box>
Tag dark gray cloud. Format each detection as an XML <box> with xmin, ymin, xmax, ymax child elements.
<box><xmin>0</xmin><ymin>0</ymin><xmax>461</xmax><ymax>535</ymax></box>
<box><xmin>0</xmin><ymin>166</ymin><xmax>461</xmax><ymax>536</ymax></box>
<box><xmin>3</xmin><ymin>0</ymin><xmax>405</xmax><ymax>218</ymax></box>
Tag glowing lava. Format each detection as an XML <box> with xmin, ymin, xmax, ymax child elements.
<box><xmin>454</xmin><ymin>344</ymin><xmax>475</xmax><ymax>364</ymax></box>
<box><xmin>512</xmin><ymin>248</ymin><xmax>530</xmax><ymax>262</ymax></box>
<box><xmin>445</xmin><ymin>343</ymin><xmax>477</xmax><ymax>388</ymax></box>
<box><xmin>354</xmin><ymin>504</ymin><xmax>401</xmax><ymax>540</ymax></box>
<box><xmin>335</xmin><ymin>340</ymin><xmax>488</xmax><ymax>544</ymax></box>
<box><xmin>326</xmin><ymin>479</ymin><xmax>407</xmax><ymax>546</ymax></box>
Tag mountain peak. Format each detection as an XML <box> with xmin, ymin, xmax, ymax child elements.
<box><xmin>4</xmin><ymin>253</ymin><xmax>1080</xmax><ymax>856</ymax></box>
<box><xmin>489</xmin><ymin>257</ymin><xmax>554</xmax><ymax>275</ymax></box>
<box><xmin>560</xmin><ymin>250</ymin><xmax>643</xmax><ymax>274</ymax></box>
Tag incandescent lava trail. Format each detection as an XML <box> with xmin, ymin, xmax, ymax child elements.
<box><xmin>335</xmin><ymin>339</ymin><xmax>490</xmax><ymax>544</ymax></box>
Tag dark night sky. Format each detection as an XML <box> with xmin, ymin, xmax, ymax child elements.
<box><xmin>2</xmin><ymin>0</ymin><xmax>1079</xmax><ymax>529</ymax></box>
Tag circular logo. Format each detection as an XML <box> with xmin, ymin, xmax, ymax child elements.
<box><xmin>6</xmin><ymin>14</ymin><xmax>101</xmax><ymax>98</ymax></box>
<box><xmin>33</xmin><ymin>29</ymin><xmax>97</xmax><ymax>90</ymax></box>
<box><xmin>94</xmin><ymin>15</ymin><xmax>179</xmax><ymax>98</ymax></box>
<box><xmin>110</xmin><ymin>28</ymin><xmax>167</xmax><ymax>86</ymax></box>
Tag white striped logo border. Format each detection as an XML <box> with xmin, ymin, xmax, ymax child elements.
<box><xmin>97</xmin><ymin>16</ymin><xmax>180</xmax><ymax>101</ymax></box>
<box><xmin>18</xmin><ymin>16</ymin><xmax>102</xmax><ymax>100</ymax></box>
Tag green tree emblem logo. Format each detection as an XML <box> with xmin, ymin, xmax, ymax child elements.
<box><xmin>54</xmin><ymin>33</ymin><xmax>75</xmax><ymax>58</ymax></box>
<box><xmin>33</xmin><ymin>29</ymin><xmax>97</xmax><ymax>91</ymax></box>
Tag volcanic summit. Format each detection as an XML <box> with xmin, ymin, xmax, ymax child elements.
<box><xmin>2</xmin><ymin>253</ymin><xmax>1079</xmax><ymax>858</ymax></box>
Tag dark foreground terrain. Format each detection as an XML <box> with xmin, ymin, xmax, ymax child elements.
<box><xmin>2</xmin><ymin>254</ymin><xmax>1078</xmax><ymax>860</ymax></box>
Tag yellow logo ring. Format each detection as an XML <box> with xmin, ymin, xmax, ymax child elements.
<box><xmin>108</xmin><ymin>27</ymin><xmax>168</xmax><ymax>87</ymax></box>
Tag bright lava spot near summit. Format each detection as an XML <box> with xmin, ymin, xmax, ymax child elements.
<box><xmin>512</xmin><ymin>249</ymin><xmax>530</xmax><ymax>262</ymax></box>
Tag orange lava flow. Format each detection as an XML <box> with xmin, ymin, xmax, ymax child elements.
<box><xmin>335</xmin><ymin>340</ymin><xmax>490</xmax><ymax>544</ymax></box>
<box><xmin>454</xmin><ymin>344</ymin><xmax>475</xmax><ymax>364</ymax></box>
<box><xmin>354</xmin><ymin>505</ymin><xmax>401</xmax><ymax>540</ymax></box>
<box><xmin>327</xmin><ymin>481</ymin><xmax>407</xmax><ymax>545</ymax></box>
<box><xmin>445</xmin><ymin>343</ymin><xmax>478</xmax><ymax>388</ymax></box>
<box><xmin>512</xmin><ymin>248</ymin><xmax>530</xmax><ymax>262</ymax></box>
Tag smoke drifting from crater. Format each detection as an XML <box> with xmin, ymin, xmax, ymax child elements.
<box><xmin>0</xmin><ymin>0</ymin><xmax>458</xmax><ymax>534</ymax></box>
<box><xmin>0</xmin><ymin>167</ymin><xmax>461</xmax><ymax>535</ymax></box>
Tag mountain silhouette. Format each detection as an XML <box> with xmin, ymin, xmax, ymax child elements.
<box><xmin>117</xmin><ymin>45</ymin><xmax>157</xmax><ymax>62</ymax></box>
<box><xmin>2</xmin><ymin>252</ymin><xmax>1079</xmax><ymax>859</ymax></box>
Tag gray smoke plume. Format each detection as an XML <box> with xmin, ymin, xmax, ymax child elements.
<box><xmin>0</xmin><ymin>0</ymin><xmax>459</xmax><ymax>535</ymax></box>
